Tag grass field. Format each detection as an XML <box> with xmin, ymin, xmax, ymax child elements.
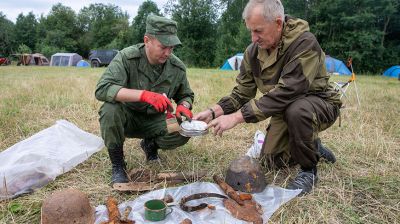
<box><xmin>0</xmin><ymin>66</ymin><xmax>399</xmax><ymax>223</ymax></box>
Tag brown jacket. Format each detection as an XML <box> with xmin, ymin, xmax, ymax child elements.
<box><xmin>217</xmin><ymin>16</ymin><xmax>342</xmax><ymax>123</ymax></box>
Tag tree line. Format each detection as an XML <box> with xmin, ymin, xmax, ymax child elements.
<box><xmin>0</xmin><ymin>0</ymin><xmax>399</xmax><ymax>73</ymax></box>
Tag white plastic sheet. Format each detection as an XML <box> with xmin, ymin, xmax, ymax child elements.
<box><xmin>0</xmin><ymin>120</ymin><xmax>104</xmax><ymax>200</ymax></box>
<box><xmin>95</xmin><ymin>182</ymin><xmax>301</xmax><ymax>224</ymax></box>
<box><xmin>246</xmin><ymin>130</ymin><xmax>265</xmax><ymax>159</ymax></box>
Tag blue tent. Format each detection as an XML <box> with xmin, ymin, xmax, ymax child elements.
<box><xmin>325</xmin><ymin>56</ymin><xmax>352</xmax><ymax>75</ymax></box>
<box><xmin>383</xmin><ymin>65</ymin><xmax>400</xmax><ymax>79</ymax></box>
<box><xmin>76</xmin><ymin>60</ymin><xmax>90</xmax><ymax>67</ymax></box>
<box><xmin>221</xmin><ymin>53</ymin><xmax>244</xmax><ymax>70</ymax></box>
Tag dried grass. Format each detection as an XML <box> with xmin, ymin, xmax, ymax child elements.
<box><xmin>0</xmin><ymin>66</ymin><xmax>399</xmax><ymax>223</ymax></box>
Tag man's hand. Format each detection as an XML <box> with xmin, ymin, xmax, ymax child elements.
<box><xmin>193</xmin><ymin>109</ymin><xmax>214</xmax><ymax>124</ymax></box>
<box><xmin>176</xmin><ymin>104</ymin><xmax>192</xmax><ymax>121</ymax></box>
<box><xmin>140</xmin><ymin>90</ymin><xmax>172</xmax><ymax>112</ymax></box>
<box><xmin>207</xmin><ymin>111</ymin><xmax>244</xmax><ymax>136</ymax></box>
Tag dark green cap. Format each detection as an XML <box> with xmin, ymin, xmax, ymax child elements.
<box><xmin>146</xmin><ymin>14</ymin><xmax>181</xmax><ymax>47</ymax></box>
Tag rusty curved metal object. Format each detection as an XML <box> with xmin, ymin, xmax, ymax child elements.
<box><xmin>179</xmin><ymin>193</ymin><xmax>227</xmax><ymax>212</ymax></box>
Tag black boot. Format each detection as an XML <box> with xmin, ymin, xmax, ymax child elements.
<box><xmin>140</xmin><ymin>138</ymin><xmax>159</xmax><ymax>161</ymax></box>
<box><xmin>287</xmin><ymin>168</ymin><xmax>318</xmax><ymax>196</ymax></box>
<box><xmin>107</xmin><ymin>148</ymin><xmax>129</xmax><ymax>184</ymax></box>
<box><xmin>316</xmin><ymin>138</ymin><xmax>336</xmax><ymax>163</ymax></box>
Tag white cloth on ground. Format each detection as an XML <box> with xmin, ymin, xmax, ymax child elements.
<box><xmin>0</xmin><ymin>120</ymin><xmax>104</xmax><ymax>200</ymax></box>
<box><xmin>94</xmin><ymin>182</ymin><xmax>301</xmax><ymax>224</ymax></box>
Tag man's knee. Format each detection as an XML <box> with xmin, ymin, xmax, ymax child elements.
<box><xmin>99</xmin><ymin>103</ymin><xmax>126</xmax><ymax>148</ymax></box>
<box><xmin>99</xmin><ymin>102</ymin><xmax>124</xmax><ymax>122</ymax></box>
<box><xmin>284</xmin><ymin>100</ymin><xmax>312</xmax><ymax>126</ymax></box>
<box><xmin>155</xmin><ymin>133</ymin><xmax>190</xmax><ymax>150</ymax></box>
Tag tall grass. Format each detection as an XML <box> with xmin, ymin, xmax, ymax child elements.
<box><xmin>0</xmin><ymin>66</ymin><xmax>399</xmax><ymax>223</ymax></box>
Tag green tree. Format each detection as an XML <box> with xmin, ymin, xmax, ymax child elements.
<box><xmin>215</xmin><ymin>0</ymin><xmax>250</xmax><ymax>66</ymax></box>
<box><xmin>37</xmin><ymin>4</ymin><xmax>81</xmax><ymax>54</ymax></box>
<box><xmin>35</xmin><ymin>43</ymin><xmax>65</xmax><ymax>59</ymax></box>
<box><xmin>14</xmin><ymin>12</ymin><xmax>37</xmax><ymax>51</ymax></box>
<box><xmin>16</xmin><ymin>44</ymin><xmax>32</xmax><ymax>54</ymax></box>
<box><xmin>166</xmin><ymin>0</ymin><xmax>218</xmax><ymax>67</ymax></box>
<box><xmin>0</xmin><ymin>12</ymin><xmax>15</xmax><ymax>55</ymax></box>
<box><xmin>131</xmin><ymin>0</ymin><xmax>161</xmax><ymax>44</ymax></box>
<box><xmin>35</xmin><ymin>15</ymin><xmax>63</xmax><ymax>58</ymax></box>
<box><xmin>103</xmin><ymin>20</ymin><xmax>131</xmax><ymax>50</ymax></box>
<box><xmin>314</xmin><ymin>0</ymin><xmax>398</xmax><ymax>72</ymax></box>
<box><xmin>78</xmin><ymin>3</ymin><xmax>130</xmax><ymax>55</ymax></box>
<box><xmin>282</xmin><ymin>0</ymin><xmax>316</xmax><ymax>21</ymax></box>
<box><xmin>282</xmin><ymin>0</ymin><xmax>400</xmax><ymax>73</ymax></box>
<box><xmin>373</xmin><ymin>0</ymin><xmax>400</xmax><ymax>69</ymax></box>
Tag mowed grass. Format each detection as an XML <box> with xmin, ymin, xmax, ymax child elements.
<box><xmin>0</xmin><ymin>66</ymin><xmax>399</xmax><ymax>223</ymax></box>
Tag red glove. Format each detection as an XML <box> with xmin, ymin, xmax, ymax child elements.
<box><xmin>140</xmin><ymin>90</ymin><xmax>172</xmax><ymax>113</ymax></box>
<box><xmin>166</xmin><ymin>110</ymin><xmax>175</xmax><ymax>119</ymax></box>
<box><xmin>176</xmin><ymin>104</ymin><xmax>193</xmax><ymax>121</ymax></box>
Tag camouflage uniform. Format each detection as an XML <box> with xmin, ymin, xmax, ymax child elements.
<box><xmin>95</xmin><ymin>14</ymin><xmax>194</xmax><ymax>184</ymax></box>
<box><xmin>95</xmin><ymin>44</ymin><xmax>194</xmax><ymax>150</ymax></box>
<box><xmin>217</xmin><ymin>16</ymin><xmax>342</xmax><ymax>170</ymax></box>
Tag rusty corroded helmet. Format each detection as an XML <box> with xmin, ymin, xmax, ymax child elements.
<box><xmin>41</xmin><ymin>188</ymin><xmax>95</xmax><ymax>224</ymax></box>
<box><xmin>225</xmin><ymin>156</ymin><xmax>267</xmax><ymax>193</ymax></box>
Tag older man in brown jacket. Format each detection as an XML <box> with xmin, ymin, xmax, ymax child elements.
<box><xmin>195</xmin><ymin>0</ymin><xmax>341</xmax><ymax>196</ymax></box>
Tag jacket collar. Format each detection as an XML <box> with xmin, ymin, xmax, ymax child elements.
<box><xmin>256</xmin><ymin>16</ymin><xmax>309</xmax><ymax>70</ymax></box>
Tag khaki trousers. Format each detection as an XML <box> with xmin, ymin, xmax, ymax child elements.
<box><xmin>261</xmin><ymin>95</ymin><xmax>339</xmax><ymax>170</ymax></box>
<box><xmin>99</xmin><ymin>102</ymin><xmax>189</xmax><ymax>151</ymax></box>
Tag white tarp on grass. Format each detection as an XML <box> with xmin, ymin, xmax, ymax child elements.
<box><xmin>0</xmin><ymin>120</ymin><xmax>104</xmax><ymax>200</ymax></box>
<box><xmin>95</xmin><ymin>182</ymin><xmax>301</xmax><ymax>224</ymax></box>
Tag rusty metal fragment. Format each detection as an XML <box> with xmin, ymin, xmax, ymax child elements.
<box><xmin>225</xmin><ymin>156</ymin><xmax>267</xmax><ymax>193</ymax></box>
<box><xmin>238</xmin><ymin>193</ymin><xmax>252</xmax><ymax>201</ymax></box>
<box><xmin>129</xmin><ymin>169</ymin><xmax>153</xmax><ymax>182</ymax></box>
<box><xmin>162</xmin><ymin>194</ymin><xmax>174</xmax><ymax>204</ymax></box>
<box><xmin>100</xmin><ymin>197</ymin><xmax>135</xmax><ymax>224</ymax></box>
<box><xmin>213</xmin><ymin>175</ymin><xmax>244</xmax><ymax>205</ymax></box>
<box><xmin>41</xmin><ymin>189</ymin><xmax>94</xmax><ymax>224</ymax></box>
<box><xmin>180</xmin><ymin>218</ymin><xmax>193</xmax><ymax>224</ymax></box>
<box><xmin>128</xmin><ymin>169</ymin><xmax>208</xmax><ymax>183</ymax></box>
<box><xmin>121</xmin><ymin>206</ymin><xmax>132</xmax><ymax>223</ymax></box>
<box><xmin>106</xmin><ymin>197</ymin><xmax>120</xmax><ymax>223</ymax></box>
<box><xmin>112</xmin><ymin>182</ymin><xmax>163</xmax><ymax>192</ymax></box>
<box><xmin>179</xmin><ymin>193</ymin><xmax>227</xmax><ymax>212</ymax></box>
<box><xmin>113</xmin><ymin>169</ymin><xmax>207</xmax><ymax>193</ymax></box>
<box><xmin>223</xmin><ymin>198</ymin><xmax>263</xmax><ymax>224</ymax></box>
<box><xmin>213</xmin><ymin>172</ymin><xmax>263</xmax><ymax>224</ymax></box>
<box><xmin>207</xmin><ymin>204</ymin><xmax>216</xmax><ymax>210</ymax></box>
<box><xmin>156</xmin><ymin>170</ymin><xmax>208</xmax><ymax>182</ymax></box>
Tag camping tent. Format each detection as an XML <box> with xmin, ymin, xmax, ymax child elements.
<box><xmin>50</xmin><ymin>53</ymin><xmax>82</xmax><ymax>66</ymax></box>
<box><xmin>221</xmin><ymin>53</ymin><xmax>243</xmax><ymax>70</ymax></box>
<box><xmin>76</xmin><ymin>60</ymin><xmax>90</xmax><ymax>67</ymax></box>
<box><xmin>382</xmin><ymin>65</ymin><xmax>400</xmax><ymax>79</ymax></box>
<box><xmin>325</xmin><ymin>56</ymin><xmax>351</xmax><ymax>75</ymax></box>
<box><xmin>14</xmin><ymin>53</ymin><xmax>49</xmax><ymax>66</ymax></box>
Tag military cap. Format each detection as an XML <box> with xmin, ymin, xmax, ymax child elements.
<box><xmin>146</xmin><ymin>14</ymin><xmax>181</xmax><ymax>47</ymax></box>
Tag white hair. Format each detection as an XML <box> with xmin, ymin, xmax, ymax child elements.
<box><xmin>242</xmin><ymin>0</ymin><xmax>285</xmax><ymax>22</ymax></box>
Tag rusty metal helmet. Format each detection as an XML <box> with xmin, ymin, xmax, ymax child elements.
<box><xmin>41</xmin><ymin>188</ymin><xmax>95</xmax><ymax>224</ymax></box>
<box><xmin>225</xmin><ymin>155</ymin><xmax>267</xmax><ymax>193</ymax></box>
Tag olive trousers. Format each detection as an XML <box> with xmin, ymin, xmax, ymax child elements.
<box><xmin>261</xmin><ymin>95</ymin><xmax>340</xmax><ymax>170</ymax></box>
<box><xmin>99</xmin><ymin>102</ymin><xmax>189</xmax><ymax>151</ymax></box>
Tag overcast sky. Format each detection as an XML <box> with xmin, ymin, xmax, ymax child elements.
<box><xmin>0</xmin><ymin>0</ymin><xmax>169</xmax><ymax>22</ymax></box>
